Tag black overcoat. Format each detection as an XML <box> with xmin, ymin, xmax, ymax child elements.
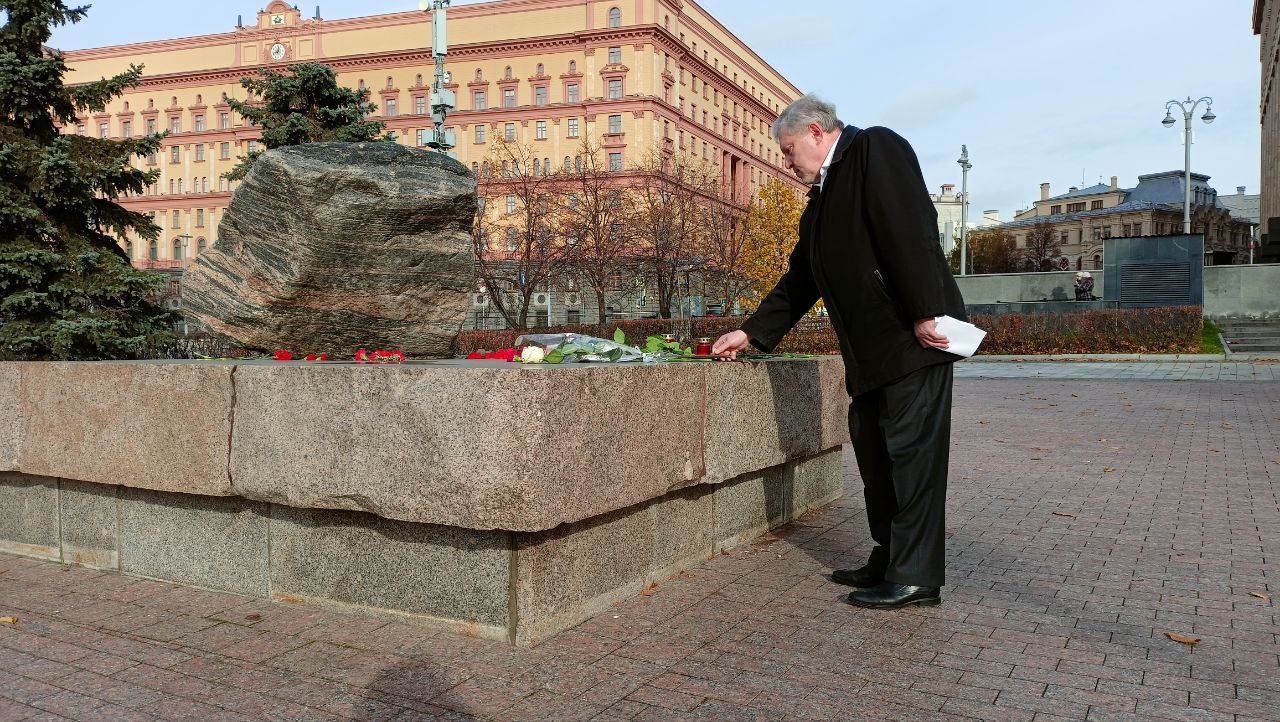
<box><xmin>740</xmin><ymin>125</ymin><xmax>967</xmax><ymax>397</ymax></box>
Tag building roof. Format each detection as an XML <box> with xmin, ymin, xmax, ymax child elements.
<box><xmin>1046</xmin><ymin>183</ymin><xmax>1113</xmax><ymax>201</ymax></box>
<box><xmin>1219</xmin><ymin>193</ymin><xmax>1261</xmax><ymax>223</ymax></box>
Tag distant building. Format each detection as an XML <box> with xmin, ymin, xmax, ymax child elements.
<box><xmin>1254</xmin><ymin>0</ymin><xmax>1278</xmax><ymax>249</ymax></box>
<box><xmin>930</xmin><ymin>183</ymin><xmax>963</xmax><ymax>254</ymax></box>
<box><xmin>989</xmin><ymin>172</ymin><xmax>1255</xmax><ymax>269</ymax></box>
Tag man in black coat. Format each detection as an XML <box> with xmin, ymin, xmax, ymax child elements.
<box><xmin>712</xmin><ymin>94</ymin><xmax>967</xmax><ymax>609</ymax></box>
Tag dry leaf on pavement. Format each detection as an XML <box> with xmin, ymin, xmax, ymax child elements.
<box><xmin>0</xmin><ymin>616</ymin><xmax>17</xmax><ymax>625</ymax></box>
<box><xmin>1165</xmin><ymin>631</ymin><xmax>1200</xmax><ymax>645</ymax></box>
<box><xmin>640</xmin><ymin>582</ymin><xmax>658</xmax><ymax>597</ymax></box>
<box><xmin>1249</xmin><ymin>592</ymin><xmax>1272</xmax><ymax>603</ymax></box>
<box><xmin>1053</xmin><ymin>512</ymin><xmax>1076</xmax><ymax>518</ymax></box>
<box><xmin>1104</xmin><ymin>467</ymin><xmax>1117</xmax><ymax>473</ymax></box>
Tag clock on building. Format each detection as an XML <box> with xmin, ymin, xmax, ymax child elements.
<box><xmin>270</xmin><ymin>43</ymin><xmax>286</xmax><ymax>61</ymax></box>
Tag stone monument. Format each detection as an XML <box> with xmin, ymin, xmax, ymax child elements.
<box><xmin>181</xmin><ymin>142</ymin><xmax>476</xmax><ymax>357</ymax></box>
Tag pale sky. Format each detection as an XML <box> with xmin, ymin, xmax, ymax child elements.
<box><xmin>47</xmin><ymin>0</ymin><xmax>1262</xmax><ymax>219</ymax></box>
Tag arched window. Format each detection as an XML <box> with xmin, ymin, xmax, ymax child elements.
<box><xmin>481</xmin><ymin>160</ymin><xmax>490</xmax><ymax>177</ymax></box>
<box><xmin>147</xmin><ymin>98</ymin><xmax>154</xmax><ymax>109</ymax></box>
<box><xmin>505</xmin><ymin>227</ymin><xmax>518</xmax><ymax>252</ymax></box>
<box><xmin>197</xmin><ymin>238</ymin><xmax>207</xmax><ymax>254</ymax></box>
<box><xmin>564</xmin><ymin>156</ymin><xmax>571</xmax><ymax>173</ymax></box>
<box><xmin>504</xmin><ymin>66</ymin><xmax>512</xmax><ymax>80</ymax></box>
<box><xmin>124</xmin><ymin>240</ymin><xmax>133</xmax><ymax>257</ymax></box>
<box><xmin>471</xmin><ymin>161</ymin><xmax>479</xmax><ymax>175</ymax></box>
<box><xmin>123</xmin><ymin>101</ymin><xmax>130</xmax><ymax>111</ymax></box>
<box><xmin>173</xmin><ymin>239</ymin><xmax>182</xmax><ymax>260</ymax></box>
<box><xmin>664</xmin><ymin>15</ymin><xmax>669</xmax><ymax>29</ymax></box>
<box><xmin>358</xmin><ymin>79</ymin><xmax>366</xmax><ymax>90</ymax></box>
<box><xmin>608</xmin><ymin>7</ymin><xmax>621</xmax><ymax>27</ymax></box>
<box><xmin>148</xmin><ymin>240</ymin><xmax>158</xmax><ymax>260</ymax></box>
<box><xmin>415</xmin><ymin>73</ymin><xmax>423</xmax><ymax>86</ymax></box>
<box><xmin>195</xmin><ymin>94</ymin><xmax>202</xmax><ymax>104</ymax></box>
<box><xmin>569</xmin><ymin>60</ymin><xmax>577</xmax><ymax>73</ymax></box>
<box><xmin>169</xmin><ymin>179</ymin><xmax>175</xmax><ymax>194</ymax></box>
<box><xmin>543</xmin><ymin>158</ymin><xmax>550</xmax><ymax>176</ymax></box>
<box><xmin>1093</xmin><ymin>254</ymin><xmax>1102</xmax><ymax>269</ymax></box>
<box><xmin>536</xmin><ymin>63</ymin><xmax>544</xmax><ymax>76</ymax></box>
<box><xmin>170</xmin><ymin>96</ymin><xmax>177</xmax><ymax>107</ymax></box>
<box><xmin>475</xmin><ymin>68</ymin><xmax>483</xmax><ymax>81</ymax></box>
<box><xmin>386</xmin><ymin>76</ymin><xmax>394</xmax><ymax>89</ymax></box>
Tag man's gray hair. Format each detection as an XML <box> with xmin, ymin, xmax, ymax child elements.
<box><xmin>771</xmin><ymin>94</ymin><xmax>844</xmax><ymax>141</ymax></box>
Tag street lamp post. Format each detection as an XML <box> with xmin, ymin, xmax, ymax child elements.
<box><xmin>1162</xmin><ymin>96</ymin><xmax>1215</xmax><ymax>234</ymax></box>
<box><xmin>956</xmin><ymin>145</ymin><xmax>971</xmax><ymax>276</ymax></box>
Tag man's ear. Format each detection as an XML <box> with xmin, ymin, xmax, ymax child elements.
<box><xmin>808</xmin><ymin>122</ymin><xmax>824</xmax><ymax>143</ymax></box>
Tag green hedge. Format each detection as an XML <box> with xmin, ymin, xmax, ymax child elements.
<box><xmin>456</xmin><ymin>306</ymin><xmax>1204</xmax><ymax>356</ymax></box>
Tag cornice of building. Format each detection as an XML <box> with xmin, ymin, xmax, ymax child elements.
<box><xmin>676</xmin><ymin>0</ymin><xmax>802</xmax><ymax>100</ymax></box>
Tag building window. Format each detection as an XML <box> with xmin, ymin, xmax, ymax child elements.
<box><xmin>219</xmin><ymin>142</ymin><xmax>230</xmax><ymax>160</ymax></box>
<box><xmin>506</xmin><ymin>195</ymin><xmax>516</xmax><ymax>214</ymax></box>
<box><xmin>170</xmin><ymin>117</ymin><xmax>181</xmax><ymax>133</ymax></box>
<box><xmin>149</xmin><ymin>240</ymin><xmax>158</xmax><ymax>260</ymax></box>
<box><xmin>1060</xmin><ymin>231</ymin><xmax>1069</xmax><ymax>244</ymax></box>
<box><xmin>1050</xmin><ymin>204</ymin><xmax>1062</xmax><ymax>215</ymax></box>
<box><xmin>608</xmin><ymin>47</ymin><xmax>622</xmax><ymax>65</ymax></box>
<box><xmin>195</xmin><ymin>144</ymin><xmax>205</xmax><ymax>161</ymax></box>
<box><xmin>534</xmin><ymin>86</ymin><xmax>547</xmax><ymax>106</ymax></box>
<box><xmin>1091</xmin><ymin>200</ymin><xmax>1103</xmax><ymax>210</ymax></box>
<box><xmin>563</xmin><ymin>156</ymin><xmax>571</xmax><ymax>173</ymax></box>
<box><xmin>506</xmin><ymin>228</ymin><xmax>518</xmax><ymax>252</ymax></box>
<box><xmin>504</xmin><ymin>122</ymin><xmax>516</xmax><ymax>142</ymax></box>
<box><xmin>196</xmin><ymin>209</ymin><xmax>205</xmax><ymax>227</ymax></box>
<box><xmin>170</xmin><ymin>146</ymin><xmax>180</xmax><ymax>163</ymax></box>
<box><xmin>609</xmin><ymin>152</ymin><xmax>623</xmax><ymax>171</ymax></box>
<box><xmin>98</xmin><ymin>122</ymin><xmax>109</xmax><ymax>138</ymax></box>
<box><xmin>474</xmin><ymin>90</ymin><xmax>486</xmax><ymax>110</ymax></box>
<box><xmin>121</xmin><ymin>120</ymin><xmax>132</xmax><ymax>137</ymax></box>
<box><xmin>504</xmin><ymin>66</ymin><xmax>513</xmax><ymax>80</ymax></box>
<box><xmin>171</xmin><ymin>210</ymin><xmax>180</xmax><ymax>228</ymax></box>
<box><xmin>503</xmin><ymin>88</ymin><xmax>516</xmax><ymax>108</ymax></box>
<box><xmin>201</xmin><ymin>177</ymin><xmax>208</xmax><ymax>192</ymax></box>
<box><xmin>248</xmin><ymin>140</ymin><xmax>258</xmax><ymax>153</ymax></box>
<box><xmin>220</xmin><ymin>178</ymin><xmax>228</xmax><ymax>192</ymax></box>
<box><xmin>145</xmin><ymin>118</ymin><xmax>157</xmax><ymax>135</ymax></box>
<box><xmin>475</xmin><ymin>125</ymin><xmax>486</xmax><ymax>143</ymax></box>
<box><xmin>1133</xmin><ymin>223</ymin><xmax>1142</xmax><ymax>235</ymax></box>
<box><xmin>608</xmin><ymin>6</ymin><xmax>621</xmax><ymax>27</ymax></box>
<box><xmin>608</xmin><ymin>114</ymin><xmax>622</xmax><ymax>134</ymax></box>
<box><xmin>1102</xmin><ymin>226</ymin><xmax>1112</xmax><ymax>239</ymax></box>
<box><xmin>219</xmin><ymin>112</ymin><xmax>230</xmax><ymax>129</ymax></box>
<box><xmin>194</xmin><ymin>115</ymin><xmax>205</xmax><ymax>131</ymax></box>
<box><xmin>415</xmin><ymin>96</ymin><xmax>426</xmax><ymax>115</ymax></box>
<box><xmin>198</xmin><ymin>238</ymin><xmax>207</xmax><ymax>254</ymax></box>
<box><xmin>1067</xmin><ymin>202</ymin><xmax>1085</xmax><ymax>213</ymax></box>
<box><xmin>417</xmin><ymin>129</ymin><xmax>429</xmax><ymax>146</ymax></box>
<box><xmin>608</xmin><ymin>79</ymin><xmax>623</xmax><ymax>100</ymax></box>
<box><xmin>536</xmin><ymin>120</ymin><xmax>547</xmax><ymax>140</ymax></box>
<box><xmin>567</xmin><ymin>118</ymin><xmax>579</xmax><ymax>138</ymax></box>
<box><xmin>385</xmin><ymin>99</ymin><xmax>397</xmax><ymax>117</ymax></box>
<box><xmin>567</xmin><ymin>83</ymin><xmax>580</xmax><ymax>103</ymax></box>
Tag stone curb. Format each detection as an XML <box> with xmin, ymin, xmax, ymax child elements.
<box><xmin>968</xmin><ymin>353</ymin><xmax>1280</xmax><ymax>362</ymax></box>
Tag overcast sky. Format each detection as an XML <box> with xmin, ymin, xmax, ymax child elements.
<box><xmin>48</xmin><ymin>0</ymin><xmax>1261</xmax><ymax>219</ymax></box>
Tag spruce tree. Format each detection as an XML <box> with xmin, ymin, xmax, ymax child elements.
<box><xmin>223</xmin><ymin>62</ymin><xmax>389</xmax><ymax>180</ymax></box>
<box><xmin>0</xmin><ymin>0</ymin><xmax>174</xmax><ymax>360</ymax></box>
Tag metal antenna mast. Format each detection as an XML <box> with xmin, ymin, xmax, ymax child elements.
<box><xmin>421</xmin><ymin>0</ymin><xmax>455</xmax><ymax>152</ymax></box>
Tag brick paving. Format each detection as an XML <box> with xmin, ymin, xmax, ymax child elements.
<box><xmin>2</xmin><ymin>371</ymin><xmax>1278</xmax><ymax>721</ymax></box>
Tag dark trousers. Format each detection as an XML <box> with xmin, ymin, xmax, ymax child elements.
<box><xmin>847</xmin><ymin>362</ymin><xmax>953</xmax><ymax>587</ymax></box>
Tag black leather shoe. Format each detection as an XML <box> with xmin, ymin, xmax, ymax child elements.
<box><xmin>831</xmin><ymin>563</ymin><xmax>885</xmax><ymax>588</ymax></box>
<box><xmin>847</xmin><ymin>582</ymin><xmax>941</xmax><ymax>609</ymax></box>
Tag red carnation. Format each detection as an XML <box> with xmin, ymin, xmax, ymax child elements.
<box><xmin>467</xmin><ymin>351</ymin><xmax>484</xmax><ymax>360</ymax></box>
<box><xmin>273</xmin><ymin>350</ymin><xmax>293</xmax><ymax>361</ymax></box>
<box><xmin>305</xmin><ymin>354</ymin><xmax>317</xmax><ymax>361</ymax></box>
<box><xmin>319</xmin><ymin>354</ymin><xmax>328</xmax><ymax>361</ymax></box>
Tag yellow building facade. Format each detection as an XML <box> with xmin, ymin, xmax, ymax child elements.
<box><xmin>60</xmin><ymin>0</ymin><xmax>803</xmax><ymax>268</ymax></box>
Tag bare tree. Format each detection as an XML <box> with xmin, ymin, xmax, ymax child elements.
<box><xmin>628</xmin><ymin>150</ymin><xmax>723</xmax><ymax>318</ymax></box>
<box><xmin>558</xmin><ymin>138</ymin><xmax>636</xmax><ymax>324</ymax></box>
<box><xmin>472</xmin><ymin>137</ymin><xmax>569</xmax><ymax>329</ymax></box>
<box><xmin>1022</xmin><ymin>221</ymin><xmax>1063</xmax><ymax>272</ymax></box>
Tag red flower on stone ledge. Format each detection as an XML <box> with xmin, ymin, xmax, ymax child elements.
<box><xmin>356</xmin><ymin>348</ymin><xmax>406</xmax><ymax>364</ymax></box>
<box><xmin>273</xmin><ymin>350</ymin><xmax>293</xmax><ymax>361</ymax></box>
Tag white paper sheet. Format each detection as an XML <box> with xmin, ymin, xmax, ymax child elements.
<box><xmin>934</xmin><ymin>315</ymin><xmax>987</xmax><ymax>358</ymax></box>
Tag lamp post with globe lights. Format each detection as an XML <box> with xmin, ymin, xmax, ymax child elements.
<box><xmin>1162</xmin><ymin>96</ymin><xmax>1215</xmax><ymax>234</ymax></box>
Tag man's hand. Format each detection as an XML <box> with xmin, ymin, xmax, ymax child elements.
<box><xmin>711</xmin><ymin>330</ymin><xmax>752</xmax><ymax>361</ymax></box>
<box><xmin>914</xmin><ymin>318</ymin><xmax>949</xmax><ymax>350</ymax></box>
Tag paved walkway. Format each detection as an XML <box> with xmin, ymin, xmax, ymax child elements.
<box><xmin>958</xmin><ymin>361</ymin><xmax>1280</xmax><ymax>382</ymax></box>
<box><xmin>2</xmin><ymin>372</ymin><xmax>1278</xmax><ymax>721</ymax></box>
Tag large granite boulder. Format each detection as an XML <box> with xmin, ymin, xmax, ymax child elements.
<box><xmin>182</xmin><ymin>142</ymin><xmax>476</xmax><ymax>358</ymax></box>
